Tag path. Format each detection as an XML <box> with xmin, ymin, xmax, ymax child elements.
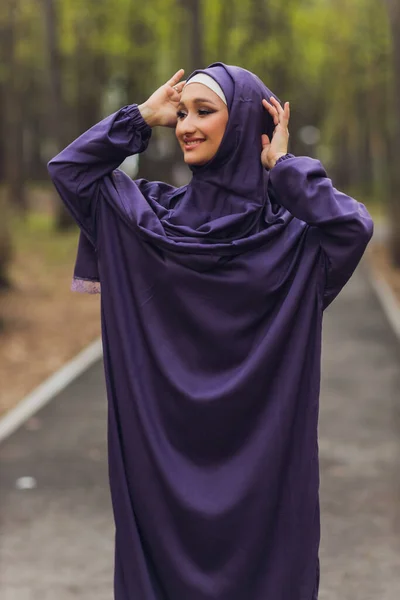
<box><xmin>0</xmin><ymin>263</ymin><xmax>399</xmax><ymax>599</ymax></box>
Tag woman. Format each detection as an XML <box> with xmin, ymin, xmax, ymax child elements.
<box><xmin>48</xmin><ymin>63</ymin><xmax>373</xmax><ymax>600</ymax></box>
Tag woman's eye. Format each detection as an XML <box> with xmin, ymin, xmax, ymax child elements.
<box><xmin>176</xmin><ymin>109</ymin><xmax>213</xmax><ymax>119</ymax></box>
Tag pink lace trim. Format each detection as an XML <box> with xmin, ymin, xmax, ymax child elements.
<box><xmin>71</xmin><ymin>277</ymin><xmax>101</xmax><ymax>294</ymax></box>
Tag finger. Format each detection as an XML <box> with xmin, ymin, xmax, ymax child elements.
<box><xmin>168</xmin><ymin>80</ymin><xmax>187</xmax><ymax>104</ymax></box>
<box><xmin>266</xmin><ymin>107</ymin><xmax>279</xmax><ymax>125</ymax></box>
<box><xmin>165</xmin><ymin>85</ymin><xmax>176</xmax><ymax>98</ymax></box>
<box><xmin>262</xmin><ymin>99</ymin><xmax>279</xmax><ymax>125</ymax></box>
<box><xmin>173</xmin><ymin>81</ymin><xmax>187</xmax><ymax>92</ymax></box>
<box><xmin>271</xmin><ymin>97</ymin><xmax>287</xmax><ymax>126</ymax></box>
<box><xmin>167</xmin><ymin>68</ymin><xmax>185</xmax><ymax>87</ymax></box>
<box><xmin>269</xmin><ymin>96</ymin><xmax>284</xmax><ymax>116</ymax></box>
<box><xmin>261</xmin><ymin>133</ymin><xmax>270</xmax><ymax>148</ymax></box>
<box><xmin>262</xmin><ymin>97</ymin><xmax>277</xmax><ymax>112</ymax></box>
<box><xmin>168</xmin><ymin>69</ymin><xmax>185</xmax><ymax>85</ymax></box>
<box><xmin>167</xmin><ymin>81</ymin><xmax>185</xmax><ymax>99</ymax></box>
<box><xmin>276</xmin><ymin>102</ymin><xmax>290</xmax><ymax>129</ymax></box>
<box><xmin>285</xmin><ymin>101</ymin><xmax>290</xmax><ymax>123</ymax></box>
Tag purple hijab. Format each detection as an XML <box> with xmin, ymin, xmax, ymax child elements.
<box><xmin>48</xmin><ymin>63</ymin><xmax>373</xmax><ymax>599</ymax></box>
<box><xmin>71</xmin><ymin>63</ymin><xmax>288</xmax><ymax>288</ymax></box>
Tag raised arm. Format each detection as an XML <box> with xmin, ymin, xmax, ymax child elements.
<box><xmin>268</xmin><ymin>155</ymin><xmax>374</xmax><ymax>309</ymax></box>
<box><xmin>46</xmin><ymin>105</ymin><xmax>153</xmax><ymax>246</ymax></box>
<box><xmin>47</xmin><ymin>69</ymin><xmax>186</xmax><ymax>243</ymax></box>
<box><xmin>48</xmin><ymin>105</ymin><xmax>153</xmax><ymax>196</ymax></box>
<box><xmin>260</xmin><ymin>97</ymin><xmax>373</xmax><ymax>309</ymax></box>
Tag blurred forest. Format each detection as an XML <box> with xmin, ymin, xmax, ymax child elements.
<box><xmin>0</xmin><ymin>0</ymin><xmax>398</xmax><ymax>290</ymax></box>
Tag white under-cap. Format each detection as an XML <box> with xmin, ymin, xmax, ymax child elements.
<box><xmin>183</xmin><ymin>74</ymin><xmax>227</xmax><ymax>105</ymax></box>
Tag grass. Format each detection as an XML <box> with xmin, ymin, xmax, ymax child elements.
<box><xmin>11</xmin><ymin>211</ymin><xmax>81</xmax><ymax>267</ymax></box>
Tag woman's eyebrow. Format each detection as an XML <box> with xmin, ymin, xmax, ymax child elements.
<box><xmin>178</xmin><ymin>98</ymin><xmax>218</xmax><ymax>107</ymax></box>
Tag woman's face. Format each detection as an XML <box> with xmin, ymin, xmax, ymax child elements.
<box><xmin>175</xmin><ymin>83</ymin><xmax>229</xmax><ymax>166</ymax></box>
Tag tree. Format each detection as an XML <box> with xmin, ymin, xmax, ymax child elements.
<box><xmin>385</xmin><ymin>0</ymin><xmax>400</xmax><ymax>265</ymax></box>
<box><xmin>43</xmin><ymin>0</ymin><xmax>74</xmax><ymax>229</ymax></box>
<box><xmin>0</xmin><ymin>198</ymin><xmax>12</xmax><ymax>292</ymax></box>
<box><xmin>2</xmin><ymin>0</ymin><xmax>26</xmax><ymax>212</ymax></box>
<box><xmin>0</xmin><ymin>0</ymin><xmax>394</xmax><ymax>220</ymax></box>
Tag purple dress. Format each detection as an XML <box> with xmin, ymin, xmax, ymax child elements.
<box><xmin>48</xmin><ymin>64</ymin><xmax>373</xmax><ymax>600</ymax></box>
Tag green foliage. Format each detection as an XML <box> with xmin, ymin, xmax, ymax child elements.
<box><xmin>11</xmin><ymin>211</ymin><xmax>80</xmax><ymax>265</ymax></box>
<box><xmin>0</xmin><ymin>0</ymin><xmax>394</xmax><ymax>198</ymax></box>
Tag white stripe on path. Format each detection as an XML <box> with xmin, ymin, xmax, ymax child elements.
<box><xmin>0</xmin><ymin>338</ymin><xmax>103</xmax><ymax>444</ymax></box>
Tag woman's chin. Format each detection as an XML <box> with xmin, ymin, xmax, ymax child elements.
<box><xmin>183</xmin><ymin>151</ymin><xmax>208</xmax><ymax>166</ymax></box>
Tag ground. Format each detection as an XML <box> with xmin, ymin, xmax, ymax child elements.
<box><xmin>367</xmin><ymin>242</ymin><xmax>400</xmax><ymax>303</ymax></box>
<box><xmin>0</xmin><ymin>211</ymin><xmax>101</xmax><ymax>417</ymax></box>
<box><xmin>1</xmin><ymin>264</ymin><xmax>399</xmax><ymax>599</ymax></box>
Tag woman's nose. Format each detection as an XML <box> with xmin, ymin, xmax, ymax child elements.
<box><xmin>181</xmin><ymin>114</ymin><xmax>197</xmax><ymax>134</ymax></box>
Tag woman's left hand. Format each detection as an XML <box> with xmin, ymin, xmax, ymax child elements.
<box><xmin>261</xmin><ymin>97</ymin><xmax>290</xmax><ymax>170</ymax></box>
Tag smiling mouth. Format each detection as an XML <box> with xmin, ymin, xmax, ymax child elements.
<box><xmin>183</xmin><ymin>140</ymin><xmax>205</xmax><ymax>150</ymax></box>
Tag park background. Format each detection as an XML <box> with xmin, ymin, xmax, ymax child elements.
<box><xmin>0</xmin><ymin>0</ymin><xmax>399</xmax><ymax>415</ymax></box>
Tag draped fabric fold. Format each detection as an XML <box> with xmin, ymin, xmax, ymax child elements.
<box><xmin>48</xmin><ymin>63</ymin><xmax>373</xmax><ymax>599</ymax></box>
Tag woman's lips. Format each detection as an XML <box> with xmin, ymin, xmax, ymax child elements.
<box><xmin>183</xmin><ymin>139</ymin><xmax>205</xmax><ymax>151</ymax></box>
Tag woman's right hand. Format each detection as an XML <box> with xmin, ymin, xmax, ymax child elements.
<box><xmin>138</xmin><ymin>69</ymin><xmax>186</xmax><ymax>128</ymax></box>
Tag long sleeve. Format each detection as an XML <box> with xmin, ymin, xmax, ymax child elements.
<box><xmin>47</xmin><ymin>104</ymin><xmax>152</xmax><ymax>245</ymax></box>
<box><xmin>268</xmin><ymin>155</ymin><xmax>374</xmax><ymax>310</ymax></box>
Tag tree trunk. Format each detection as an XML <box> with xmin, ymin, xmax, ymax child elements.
<box><xmin>3</xmin><ymin>0</ymin><xmax>27</xmax><ymax>212</ymax></box>
<box><xmin>0</xmin><ymin>195</ymin><xmax>13</xmax><ymax>291</ymax></box>
<box><xmin>385</xmin><ymin>0</ymin><xmax>400</xmax><ymax>265</ymax></box>
<box><xmin>26</xmin><ymin>75</ymin><xmax>47</xmax><ymax>181</ymax></box>
<box><xmin>216</xmin><ymin>3</ymin><xmax>234</xmax><ymax>63</ymax></box>
<box><xmin>188</xmin><ymin>0</ymin><xmax>204</xmax><ymax>70</ymax></box>
<box><xmin>43</xmin><ymin>0</ymin><xmax>74</xmax><ymax>229</ymax></box>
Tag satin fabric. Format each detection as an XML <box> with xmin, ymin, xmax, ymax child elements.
<box><xmin>48</xmin><ymin>63</ymin><xmax>373</xmax><ymax>599</ymax></box>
